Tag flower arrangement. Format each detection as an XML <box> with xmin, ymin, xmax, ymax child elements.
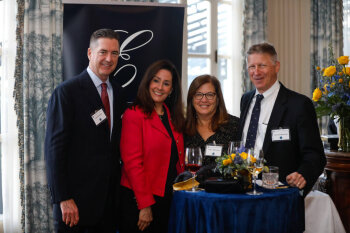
<box><xmin>215</xmin><ymin>146</ymin><xmax>254</xmax><ymax>178</ymax></box>
<box><xmin>312</xmin><ymin>46</ymin><xmax>350</xmax><ymax>151</ymax></box>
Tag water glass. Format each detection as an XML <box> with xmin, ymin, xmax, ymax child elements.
<box><xmin>228</xmin><ymin>141</ymin><xmax>243</xmax><ymax>154</ymax></box>
<box><xmin>262</xmin><ymin>166</ymin><xmax>279</xmax><ymax>189</ymax></box>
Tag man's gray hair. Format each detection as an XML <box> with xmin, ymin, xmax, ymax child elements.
<box><xmin>246</xmin><ymin>42</ymin><xmax>278</xmax><ymax>63</ymax></box>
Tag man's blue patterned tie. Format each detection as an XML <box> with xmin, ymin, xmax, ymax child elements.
<box><xmin>245</xmin><ymin>94</ymin><xmax>264</xmax><ymax>149</ymax></box>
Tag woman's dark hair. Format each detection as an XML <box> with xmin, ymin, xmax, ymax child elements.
<box><xmin>185</xmin><ymin>74</ymin><xmax>228</xmax><ymax>136</ymax></box>
<box><xmin>133</xmin><ymin>60</ymin><xmax>184</xmax><ymax>132</ymax></box>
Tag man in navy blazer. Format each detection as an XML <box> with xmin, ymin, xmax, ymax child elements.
<box><xmin>45</xmin><ymin>29</ymin><xmax>126</xmax><ymax>232</ymax></box>
<box><xmin>238</xmin><ymin>42</ymin><xmax>326</xmax><ymax>196</ymax></box>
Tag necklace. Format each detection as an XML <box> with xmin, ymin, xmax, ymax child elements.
<box><xmin>156</xmin><ymin>106</ymin><xmax>164</xmax><ymax>120</ymax></box>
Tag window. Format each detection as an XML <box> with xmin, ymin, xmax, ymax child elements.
<box><xmin>0</xmin><ymin>0</ymin><xmax>4</xmax><ymax>216</ymax></box>
<box><xmin>344</xmin><ymin>0</ymin><xmax>350</xmax><ymax>55</ymax></box>
<box><xmin>1</xmin><ymin>2</ymin><xmax>20</xmax><ymax>226</ymax></box>
<box><xmin>158</xmin><ymin>0</ymin><xmax>242</xmax><ymax>115</ymax></box>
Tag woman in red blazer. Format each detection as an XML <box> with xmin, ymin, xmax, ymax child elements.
<box><xmin>119</xmin><ymin>60</ymin><xmax>185</xmax><ymax>233</ymax></box>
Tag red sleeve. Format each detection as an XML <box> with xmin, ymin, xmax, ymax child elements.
<box><xmin>120</xmin><ymin>108</ymin><xmax>155</xmax><ymax>209</ymax></box>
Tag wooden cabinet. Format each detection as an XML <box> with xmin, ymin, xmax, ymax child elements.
<box><xmin>325</xmin><ymin>151</ymin><xmax>350</xmax><ymax>233</ymax></box>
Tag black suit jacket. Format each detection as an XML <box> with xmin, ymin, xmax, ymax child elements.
<box><xmin>238</xmin><ymin>82</ymin><xmax>326</xmax><ymax>195</ymax></box>
<box><xmin>45</xmin><ymin>70</ymin><xmax>126</xmax><ymax>225</ymax></box>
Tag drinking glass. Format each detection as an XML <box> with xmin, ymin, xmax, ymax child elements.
<box><xmin>185</xmin><ymin>147</ymin><xmax>203</xmax><ymax>192</ymax></box>
<box><xmin>262</xmin><ymin>166</ymin><xmax>279</xmax><ymax>189</ymax></box>
<box><xmin>246</xmin><ymin>149</ymin><xmax>264</xmax><ymax>195</ymax></box>
<box><xmin>227</xmin><ymin>141</ymin><xmax>243</xmax><ymax>154</ymax></box>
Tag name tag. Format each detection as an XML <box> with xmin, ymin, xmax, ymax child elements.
<box><xmin>91</xmin><ymin>109</ymin><xmax>107</xmax><ymax>126</ymax></box>
<box><xmin>271</xmin><ymin>128</ymin><xmax>290</xmax><ymax>141</ymax></box>
<box><xmin>205</xmin><ymin>145</ymin><xmax>223</xmax><ymax>157</ymax></box>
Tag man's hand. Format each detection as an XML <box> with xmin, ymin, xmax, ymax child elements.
<box><xmin>60</xmin><ymin>199</ymin><xmax>79</xmax><ymax>227</ymax></box>
<box><xmin>286</xmin><ymin>172</ymin><xmax>306</xmax><ymax>189</ymax></box>
<box><xmin>138</xmin><ymin>206</ymin><xmax>153</xmax><ymax>231</ymax></box>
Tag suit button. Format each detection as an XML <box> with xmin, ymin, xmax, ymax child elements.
<box><xmin>179</xmin><ymin>151</ymin><xmax>182</xmax><ymax>154</ymax></box>
<box><xmin>176</xmin><ymin>140</ymin><xmax>179</xmax><ymax>143</ymax></box>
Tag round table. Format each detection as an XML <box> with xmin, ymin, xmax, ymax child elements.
<box><xmin>168</xmin><ymin>187</ymin><xmax>304</xmax><ymax>233</ymax></box>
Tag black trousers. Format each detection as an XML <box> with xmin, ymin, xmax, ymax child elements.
<box><xmin>119</xmin><ymin>186</ymin><xmax>173</xmax><ymax>233</ymax></box>
<box><xmin>53</xmin><ymin>190</ymin><xmax>117</xmax><ymax>233</ymax></box>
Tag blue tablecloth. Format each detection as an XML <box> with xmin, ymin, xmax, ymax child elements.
<box><xmin>168</xmin><ymin>187</ymin><xmax>304</xmax><ymax>233</ymax></box>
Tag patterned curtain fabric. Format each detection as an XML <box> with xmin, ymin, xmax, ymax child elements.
<box><xmin>310</xmin><ymin>0</ymin><xmax>343</xmax><ymax>134</ymax></box>
<box><xmin>345</xmin><ymin>0</ymin><xmax>350</xmax><ymax>55</ymax></box>
<box><xmin>242</xmin><ymin>0</ymin><xmax>267</xmax><ymax>92</ymax></box>
<box><xmin>310</xmin><ymin>0</ymin><xmax>343</xmax><ymax>92</ymax></box>
<box><xmin>14</xmin><ymin>0</ymin><xmax>63</xmax><ymax>232</ymax></box>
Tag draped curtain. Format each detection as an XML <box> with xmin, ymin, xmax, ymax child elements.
<box><xmin>310</xmin><ymin>0</ymin><xmax>343</xmax><ymax>134</ymax></box>
<box><xmin>14</xmin><ymin>0</ymin><xmax>63</xmax><ymax>232</ymax></box>
<box><xmin>267</xmin><ymin>0</ymin><xmax>311</xmax><ymax>97</ymax></box>
<box><xmin>344</xmin><ymin>0</ymin><xmax>350</xmax><ymax>55</ymax></box>
<box><xmin>310</xmin><ymin>0</ymin><xmax>343</xmax><ymax>92</ymax></box>
<box><xmin>1</xmin><ymin>0</ymin><xmax>21</xmax><ymax>232</ymax></box>
<box><xmin>242</xmin><ymin>0</ymin><xmax>267</xmax><ymax>92</ymax></box>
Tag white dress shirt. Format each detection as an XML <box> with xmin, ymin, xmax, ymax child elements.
<box><xmin>242</xmin><ymin>80</ymin><xmax>280</xmax><ymax>151</ymax></box>
<box><xmin>87</xmin><ymin>67</ymin><xmax>114</xmax><ymax>132</ymax></box>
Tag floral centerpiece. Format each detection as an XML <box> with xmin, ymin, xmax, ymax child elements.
<box><xmin>215</xmin><ymin>146</ymin><xmax>253</xmax><ymax>188</ymax></box>
<box><xmin>312</xmin><ymin>47</ymin><xmax>350</xmax><ymax>152</ymax></box>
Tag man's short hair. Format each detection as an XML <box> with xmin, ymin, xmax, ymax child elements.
<box><xmin>89</xmin><ymin>29</ymin><xmax>120</xmax><ymax>47</ymax></box>
<box><xmin>246</xmin><ymin>42</ymin><xmax>278</xmax><ymax>62</ymax></box>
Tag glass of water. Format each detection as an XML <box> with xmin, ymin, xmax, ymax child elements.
<box><xmin>262</xmin><ymin>166</ymin><xmax>279</xmax><ymax>189</ymax></box>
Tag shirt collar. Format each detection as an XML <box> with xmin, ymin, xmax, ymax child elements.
<box><xmin>87</xmin><ymin>67</ymin><xmax>111</xmax><ymax>88</ymax></box>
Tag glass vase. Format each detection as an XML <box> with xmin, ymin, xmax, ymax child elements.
<box><xmin>238</xmin><ymin>169</ymin><xmax>252</xmax><ymax>190</ymax></box>
<box><xmin>338</xmin><ymin>116</ymin><xmax>350</xmax><ymax>152</ymax></box>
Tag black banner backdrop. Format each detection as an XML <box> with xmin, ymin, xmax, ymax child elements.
<box><xmin>63</xmin><ymin>2</ymin><xmax>184</xmax><ymax>102</ymax></box>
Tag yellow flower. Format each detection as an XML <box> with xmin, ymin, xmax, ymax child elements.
<box><xmin>322</xmin><ymin>68</ymin><xmax>325</xmax><ymax>72</ymax></box>
<box><xmin>339</xmin><ymin>78</ymin><xmax>343</xmax><ymax>83</ymax></box>
<box><xmin>323</xmin><ymin>66</ymin><xmax>337</xmax><ymax>77</ymax></box>
<box><xmin>338</xmin><ymin>56</ymin><xmax>349</xmax><ymax>65</ymax></box>
<box><xmin>343</xmin><ymin>67</ymin><xmax>350</xmax><ymax>75</ymax></box>
<box><xmin>312</xmin><ymin>88</ymin><xmax>322</xmax><ymax>102</ymax></box>
<box><xmin>250</xmin><ymin>155</ymin><xmax>256</xmax><ymax>163</ymax></box>
<box><xmin>323</xmin><ymin>84</ymin><xmax>329</xmax><ymax>95</ymax></box>
<box><xmin>339</xmin><ymin>72</ymin><xmax>343</xmax><ymax>76</ymax></box>
<box><xmin>316</xmin><ymin>66</ymin><xmax>320</xmax><ymax>70</ymax></box>
<box><xmin>230</xmin><ymin>153</ymin><xmax>236</xmax><ymax>160</ymax></box>
<box><xmin>223</xmin><ymin>159</ymin><xmax>232</xmax><ymax>166</ymax></box>
<box><xmin>240</xmin><ymin>152</ymin><xmax>248</xmax><ymax>160</ymax></box>
<box><xmin>330</xmin><ymin>82</ymin><xmax>335</xmax><ymax>88</ymax></box>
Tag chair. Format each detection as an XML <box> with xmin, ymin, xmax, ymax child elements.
<box><xmin>304</xmin><ymin>190</ymin><xmax>346</xmax><ymax>233</ymax></box>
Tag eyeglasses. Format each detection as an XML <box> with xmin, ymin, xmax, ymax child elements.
<box><xmin>194</xmin><ymin>92</ymin><xmax>216</xmax><ymax>100</ymax></box>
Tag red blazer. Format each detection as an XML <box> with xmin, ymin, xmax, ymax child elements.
<box><xmin>120</xmin><ymin>104</ymin><xmax>185</xmax><ymax>209</ymax></box>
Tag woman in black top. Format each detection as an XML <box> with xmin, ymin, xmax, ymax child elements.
<box><xmin>184</xmin><ymin>75</ymin><xmax>239</xmax><ymax>165</ymax></box>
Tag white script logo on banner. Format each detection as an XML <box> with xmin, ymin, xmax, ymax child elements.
<box><xmin>114</xmin><ymin>30</ymin><xmax>154</xmax><ymax>87</ymax></box>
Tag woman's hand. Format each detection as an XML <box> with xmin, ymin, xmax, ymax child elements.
<box><xmin>138</xmin><ymin>206</ymin><xmax>153</xmax><ymax>231</ymax></box>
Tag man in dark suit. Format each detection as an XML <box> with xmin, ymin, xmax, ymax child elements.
<box><xmin>45</xmin><ymin>29</ymin><xmax>126</xmax><ymax>232</ymax></box>
<box><xmin>238</xmin><ymin>42</ymin><xmax>326</xmax><ymax>196</ymax></box>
